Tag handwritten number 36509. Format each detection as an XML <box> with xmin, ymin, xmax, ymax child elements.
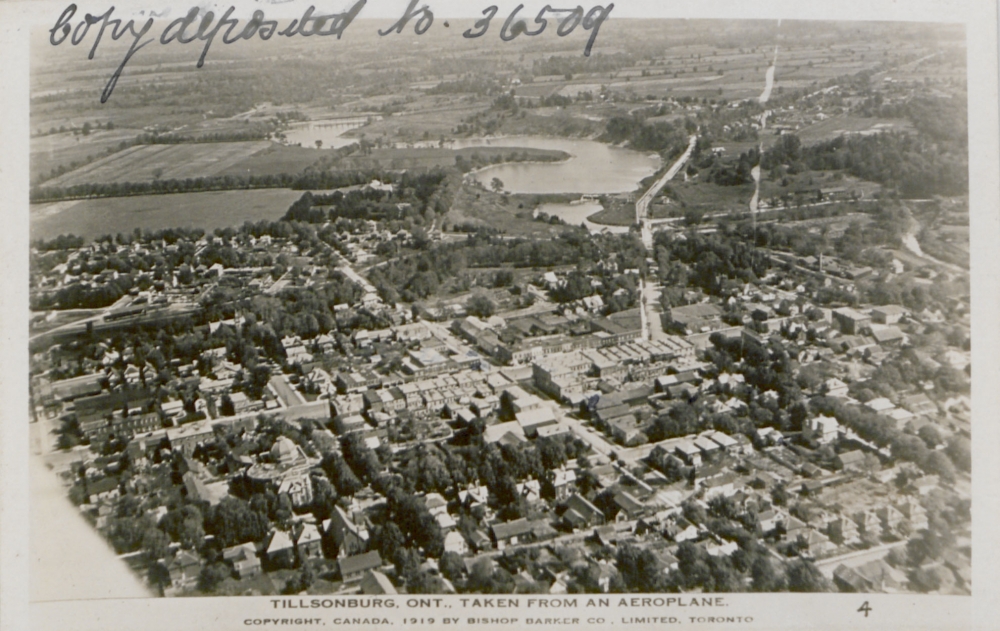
<box><xmin>381</xmin><ymin>1</ymin><xmax>614</xmax><ymax>57</ymax></box>
<box><xmin>461</xmin><ymin>4</ymin><xmax>614</xmax><ymax>57</ymax></box>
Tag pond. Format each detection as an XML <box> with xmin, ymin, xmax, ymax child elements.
<box><xmin>452</xmin><ymin>136</ymin><xmax>660</xmax><ymax>195</ymax></box>
<box><xmin>536</xmin><ymin>201</ymin><xmax>632</xmax><ymax>234</ymax></box>
<box><xmin>281</xmin><ymin>118</ymin><xmax>373</xmax><ymax>149</ymax></box>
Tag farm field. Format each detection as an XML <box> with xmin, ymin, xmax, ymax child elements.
<box><xmin>30</xmin><ymin>189</ymin><xmax>302</xmax><ymax>242</ymax></box>
<box><xmin>41</xmin><ymin>141</ymin><xmax>272</xmax><ymax>188</ymax></box>
<box><xmin>214</xmin><ymin>145</ymin><xmax>325</xmax><ymax>178</ymax></box>
<box><xmin>30</xmin><ymin>128</ymin><xmax>140</xmax><ymax>183</ymax></box>
<box><xmin>342</xmin><ymin>104</ymin><xmax>485</xmax><ymax>142</ymax></box>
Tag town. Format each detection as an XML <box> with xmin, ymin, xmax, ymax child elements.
<box><xmin>29</xmin><ymin>18</ymin><xmax>970</xmax><ymax>598</ymax></box>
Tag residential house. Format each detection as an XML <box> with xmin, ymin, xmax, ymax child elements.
<box><xmin>674</xmin><ymin>441</ymin><xmax>702</xmax><ymax>466</ymax></box>
<box><xmin>86</xmin><ymin>476</ymin><xmax>120</xmax><ymax>504</ymax></box>
<box><xmin>873</xmin><ymin>504</ymin><xmax>904</xmax><ymax>536</ymax></box>
<box><xmin>609</xmin><ymin>414</ymin><xmax>644</xmax><ymax>446</ymax></box>
<box><xmin>701</xmin><ymin>472</ymin><xmax>739</xmax><ymax>499</ymax></box>
<box><xmin>443</xmin><ymin>531</ymin><xmax>469</xmax><ymax>555</ymax></box>
<box><xmin>800</xmin><ymin>529</ymin><xmax>836</xmax><ymax>556</ymax></box>
<box><xmin>562</xmin><ymin>493</ymin><xmax>606</xmax><ymax>530</ymax></box>
<box><xmin>167</xmin><ymin>550</ymin><xmax>201</xmax><ymax>590</ymax></box>
<box><xmin>612</xmin><ymin>490</ymin><xmax>648</xmax><ymax>521</ymax></box>
<box><xmin>804</xmin><ymin>415</ymin><xmax>840</xmax><ymax>445</ymax></box>
<box><xmin>223</xmin><ymin>542</ymin><xmax>262</xmax><ymax>580</ymax></box>
<box><xmin>871</xmin><ymin>305</ymin><xmax>908</xmax><ymax>325</ymax></box>
<box><xmin>871</xmin><ymin>326</ymin><xmax>906</xmax><ymax>347</ymax></box>
<box><xmin>491</xmin><ymin>519</ymin><xmax>535</xmax><ymax>550</ymax></box>
<box><xmin>758</xmin><ymin>510</ymin><xmax>782</xmax><ymax>533</ymax></box>
<box><xmin>693</xmin><ymin>435</ymin><xmax>722</xmax><ymax>460</ymax></box>
<box><xmin>297</xmin><ymin>523</ymin><xmax>324</xmax><ymax>560</ymax></box>
<box><xmin>896</xmin><ymin>499</ymin><xmax>928</xmax><ymax>531</ymax></box>
<box><xmin>707</xmin><ymin>431</ymin><xmax>739</xmax><ymax>455</ymax></box>
<box><xmin>324</xmin><ymin>506</ymin><xmax>370</xmax><ymax>558</ymax></box>
<box><xmin>552</xmin><ymin>468</ymin><xmax>577</xmax><ymax>500</ymax></box>
<box><xmin>834</xmin><ymin>450</ymin><xmax>865</xmax><ymax>472</ymax></box>
<box><xmin>832</xmin><ymin>307</ymin><xmax>871</xmax><ymax>334</ymax></box>
<box><xmin>827</xmin><ymin>515</ymin><xmax>861</xmax><ymax>546</ymax></box>
<box><xmin>853</xmin><ymin>511</ymin><xmax>882</xmax><ymax>539</ymax></box>
<box><xmin>339</xmin><ymin>551</ymin><xmax>384</xmax><ymax>583</ymax></box>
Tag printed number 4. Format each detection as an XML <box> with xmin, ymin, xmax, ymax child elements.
<box><xmin>858</xmin><ymin>601</ymin><xmax>872</xmax><ymax>617</ymax></box>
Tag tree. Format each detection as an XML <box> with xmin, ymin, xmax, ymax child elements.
<box><xmin>466</xmin><ymin>294</ymin><xmax>497</xmax><ymax>318</ymax></box>
<box><xmin>147</xmin><ymin>561</ymin><xmax>172</xmax><ymax>594</ymax></box>
<box><xmin>908</xmin><ymin>566</ymin><xmax>942</xmax><ymax>593</ymax></box>
<box><xmin>491</xmin><ymin>177</ymin><xmax>504</xmax><ymax>193</ymax></box>
<box><xmin>751</xmin><ymin>556</ymin><xmax>785</xmax><ymax>591</ymax></box>
<box><xmin>198</xmin><ymin>562</ymin><xmax>231</xmax><ymax>593</ymax></box>
<box><xmin>908</xmin><ymin>526</ymin><xmax>948</xmax><ymax>566</ymax></box>
<box><xmin>466</xmin><ymin>559</ymin><xmax>514</xmax><ymax>594</ymax></box>
<box><xmin>440</xmin><ymin>551</ymin><xmax>466</xmax><ymax>582</ymax></box>
<box><xmin>322</xmin><ymin>452</ymin><xmax>363</xmax><ymax>496</ymax></box>
<box><xmin>675</xmin><ymin>541</ymin><xmax>713</xmax><ymax>589</ymax></box>
<box><xmin>283</xmin><ymin>561</ymin><xmax>316</xmax><ymax>594</ymax></box>
<box><xmin>771</xmin><ymin>483</ymin><xmax>790</xmax><ymax>507</ymax></box>
<box><xmin>206</xmin><ymin>497</ymin><xmax>271</xmax><ymax>548</ymax></box>
<box><xmin>946</xmin><ymin>436</ymin><xmax>971</xmax><ymax>472</ymax></box>
<box><xmin>142</xmin><ymin>527</ymin><xmax>171</xmax><ymax>561</ymax></box>
<box><xmin>917</xmin><ymin>425</ymin><xmax>943</xmax><ymax>449</ymax></box>
<box><xmin>923</xmin><ymin>451</ymin><xmax>956</xmax><ymax>483</ymax></box>
<box><xmin>159</xmin><ymin>505</ymin><xmax>205</xmax><ymax>550</ymax></box>
<box><xmin>786</xmin><ymin>559</ymin><xmax>831</xmax><ymax>592</ymax></box>
<box><xmin>219</xmin><ymin>394</ymin><xmax>235</xmax><ymax>417</ymax></box>
<box><xmin>616</xmin><ymin>543</ymin><xmax>665</xmax><ymax>592</ymax></box>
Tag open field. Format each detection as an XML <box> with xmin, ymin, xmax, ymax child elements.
<box><xmin>30</xmin><ymin>189</ymin><xmax>302</xmax><ymax>242</ymax></box>
<box><xmin>445</xmin><ymin>183</ymin><xmax>581</xmax><ymax>238</ymax></box>
<box><xmin>41</xmin><ymin>141</ymin><xmax>272</xmax><ymax>188</ymax></box>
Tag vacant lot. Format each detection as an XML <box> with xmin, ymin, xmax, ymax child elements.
<box><xmin>41</xmin><ymin>141</ymin><xmax>272</xmax><ymax>188</ymax></box>
<box><xmin>30</xmin><ymin>189</ymin><xmax>302</xmax><ymax>242</ymax></box>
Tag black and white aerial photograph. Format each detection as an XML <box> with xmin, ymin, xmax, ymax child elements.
<box><xmin>26</xmin><ymin>3</ymin><xmax>972</xmax><ymax>601</ymax></box>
